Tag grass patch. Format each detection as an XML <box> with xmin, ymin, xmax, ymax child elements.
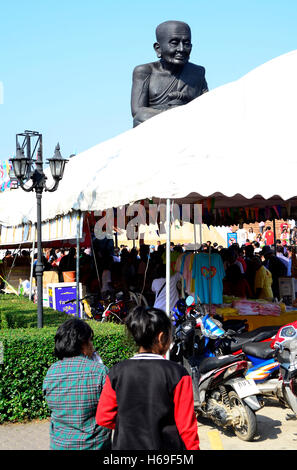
<box><xmin>0</xmin><ymin>293</ymin><xmax>68</xmax><ymax>329</ymax></box>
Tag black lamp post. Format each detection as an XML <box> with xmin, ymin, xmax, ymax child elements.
<box><xmin>10</xmin><ymin>130</ymin><xmax>68</xmax><ymax>328</ymax></box>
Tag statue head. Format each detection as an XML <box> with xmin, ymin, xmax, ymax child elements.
<box><xmin>154</xmin><ymin>20</ymin><xmax>192</xmax><ymax>67</ymax></box>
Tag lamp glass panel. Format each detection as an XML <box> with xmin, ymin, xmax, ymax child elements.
<box><xmin>13</xmin><ymin>158</ymin><xmax>29</xmax><ymax>179</ymax></box>
<box><xmin>49</xmin><ymin>159</ymin><xmax>63</xmax><ymax>179</ymax></box>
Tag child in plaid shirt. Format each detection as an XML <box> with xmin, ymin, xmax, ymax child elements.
<box><xmin>43</xmin><ymin>318</ymin><xmax>111</xmax><ymax>450</ymax></box>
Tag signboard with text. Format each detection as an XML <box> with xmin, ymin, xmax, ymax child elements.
<box><xmin>227</xmin><ymin>232</ymin><xmax>238</xmax><ymax>247</ymax></box>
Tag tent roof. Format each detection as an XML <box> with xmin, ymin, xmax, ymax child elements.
<box><xmin>1</xmin><ymin>49</ymin><xmax>297</xmax><ymax>226</ymax></box>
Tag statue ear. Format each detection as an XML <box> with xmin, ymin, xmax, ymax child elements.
<box><xmin>153</xmin><ymin>42</ymin><xmax>162</xmax><ymax>58</ymax></box>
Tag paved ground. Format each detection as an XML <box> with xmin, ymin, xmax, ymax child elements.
<box><xmin>0</xmin><ymin>398</ymin><xmax>296</xmax><ymax>451</ymax></box>
<box><xmin>198</xmin><ymin>398</ymin><xmax>297</xmax><ymax>450</ymax></box>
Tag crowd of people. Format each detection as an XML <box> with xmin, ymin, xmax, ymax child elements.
<box><xmin>234</xmin><ymin>222</ymin><xmax>297</xmax><ymax>249</ymax></box>
<box><xmin>1</xmin><ymin>221</ymin><xmax>297</xmax><ymax>305</ymax></box>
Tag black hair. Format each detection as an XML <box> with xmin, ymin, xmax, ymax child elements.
<box><xmin>155</xmin><ymin>263</ymin><xmax>166</xmax><ymax>278</ymax></box>
<box><xmin>54</xmin><ymin>318</ymin><xmax>94</xmax><ymax>360</ymax></box>
<box><xmin>244</xmin><ymin>244</ymin><xmax>254</xmax><ymax>257</ymax></box>
<box><xmin>225</xmin><ymin>263</ymin><xmax>242</xmax><ymax>282</ymax></box>
<box><xmin>125</xmin><ymin>306</ymin><xmax>172</xmax><ymax>350</ymax></box>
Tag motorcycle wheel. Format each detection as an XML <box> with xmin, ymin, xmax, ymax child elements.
<box><xmin>283</xmin><ymin>382</ymin><xmax>297</xmax><ymax>415</ymax></box>
<box><xmin>228</xmin><ymin>391</ymin><xmax>257</xmax><ymax>441</ymax></box>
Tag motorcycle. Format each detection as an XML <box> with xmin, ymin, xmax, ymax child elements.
<box><xmin>170</xmin><ymin>296</ymin><xmax>263</xmax><ymax>441</ymax></box>
<box><xmin>101</xmin><ymin>291</ymin><xmax>127</xmax><ymax>323</ymax></box>
<box><xmin>65</xmin><ymin>288</ymin><xmax>148</xmax><ymax>323</ymax></box>
<box><xmin>64</xmin><ymin>291</ymin><xmax>129</xmax><ymax>323</ymax></box>
<box><xmin>222</xmin><ymin>325</ymin><xmax>280</xmax><ymax>355</ymax></box>
<box><xmin>185</xmin><ymin>298</ymin><xmax>297</xmax><ymax>417</ymax></box>
<box><xmin>101</xmin><ymin>289</ymin><xmax>148</xmax><ymax>322</ymax></box>
<box><xmin>242</xmin><ymin>321</ymin><xmax>297</xmax><ymax>417</ymax></box>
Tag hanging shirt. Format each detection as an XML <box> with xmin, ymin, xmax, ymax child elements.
<box><xmin>236</xmin><ymin>228</ymin><xmax>248</xmax><ymax>247</ymax></box>
<box><xmin>175</xmin><ymin>252</ymin><xmax>192</xmax><ymax>295</ymax></box>
<box><xmin>191</xmin><ymin>253</ymin><xmax>225</xmax><ymax>304</ymax></box>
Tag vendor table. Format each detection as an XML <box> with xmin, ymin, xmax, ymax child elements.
<box><xmin>221</xmin><ymin>311</ymin><xmax>297</xmax><ymax>331</ymax></box>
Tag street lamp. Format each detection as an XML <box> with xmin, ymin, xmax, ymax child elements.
<box><xmin>10</xmin><ymin>130</ymin><xmax>68</xmax><ymax>328</ymax></box>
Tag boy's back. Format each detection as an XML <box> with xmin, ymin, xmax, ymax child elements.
<box><xmin>97</xmin><ymin>353</ymin><xmax>199</xmax><ymax>450</ymax></box>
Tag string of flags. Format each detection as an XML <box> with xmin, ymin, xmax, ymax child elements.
<box><xmin>84</xmin><ymin>198</ymin><xmax>294</xmax><ymax>236</ymax></box>
<box><xmin>201</xmin><ymin>198</ymin><xmax>295</xmax><ymax>225</ymax></box>
<box><xmin>0</xmin><ymin>160</ymin><xmax>12</xmax><ymax>192</ymax></box>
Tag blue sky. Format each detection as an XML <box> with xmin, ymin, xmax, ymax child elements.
<box><xmin>0</xmin><ymin>0</ymin><xmax>297</xmax><ymax>163</ymax></box>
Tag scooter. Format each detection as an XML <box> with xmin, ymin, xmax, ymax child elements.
<box><xmin>178</xmin><ymin>296</ymin><xmax>279</xmax><ymax>357</ymax></box>
<box><xmin>185</xmin><ymin>298</ymin><xmax>297</xmax><ymax>416</ymax></box>
<box><xmin>170</xmin><ymin>296</ymin><xmax>263</xmax><ymax>441</ymax></box>
<box><xmin>242</xmin><ymin>321</ymin><xmax>297</xmax><ymax>417</ymax></box>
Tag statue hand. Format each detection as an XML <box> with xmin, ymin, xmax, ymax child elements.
<box><xmin>167</xmin><ymin>91</ymin><xmax>187</xmax><ymax>101</ymax></box>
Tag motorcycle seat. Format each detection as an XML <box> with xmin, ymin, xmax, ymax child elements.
<box><xmin>199</xmin><ymin>354</ymin><xmax>242</xmax><ymax>374</ymax></box>
<box><xmin>241</xmin><ymin>326</ymin><xmax>281</xmax><ymax>339</ymax></box>
<box><xmin>229</xmin><ymin>326</ymin><xmax>281</xmax><ymax>352</ymax></box>
<box><xmin>229</xmin><ymin>336</ymin><xmax>258</xmax><ymax>352</ymax></box>
<box><xmin>242</xmin><ymin>340</ymin><xmax>276</xmax><ymax>359</ymax></box>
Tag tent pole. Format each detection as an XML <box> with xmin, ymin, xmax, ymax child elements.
<box><xmin>273</xmin><ymin>217</ymin><xmax>276</xmax><ymax>253</ymax></box>
<box><xmin>76</xmin><ymin>211</ymin><xmax>81</xmax><ymax>318</ymax></box>
<box><xmin>208</xmin><ymin>245</ymin><xmax>212</xmax><ymax>315</ymax></box>
<box><xmin>166</xmin><ymin>198</ymin><xmax>171</xmax><ymax>360</ymax></box>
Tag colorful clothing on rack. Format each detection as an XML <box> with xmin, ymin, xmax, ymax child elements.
<box><xmin>174</xmin><ymin>252</ymin><xmax>225</xmax><ymax>304</ymax></box>
<box><xmin>174</xmin><ymin>252</ymin><xmax>195</xmax><ymax>296</ymax></box>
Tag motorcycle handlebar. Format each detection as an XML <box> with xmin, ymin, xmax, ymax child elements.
<box><xmin>223</xmin><ymin>329</ymin><xmax>238</xmax><ymax>343</ymax></box>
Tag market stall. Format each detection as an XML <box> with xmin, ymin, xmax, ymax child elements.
<box><xmin>1</xmin><ymin>49</ymin><xmax>297</xmax><ymax>323</ymax></box>
<box><xmin>217</xmin><ymin>297</ymin><xmax>297</xmax><ymax>331</ymax></box>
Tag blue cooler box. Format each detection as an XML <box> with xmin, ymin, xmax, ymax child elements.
<box><xmin>47</xmin><ymin>282</ymin><xmax>82</xmax><ymax>317</ymax></box>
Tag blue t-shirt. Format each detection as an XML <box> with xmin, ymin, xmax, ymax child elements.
<box><xmin>192</xmin><ymin>253</ymin><xmax>225</xmax><ymax>304</ymax></box>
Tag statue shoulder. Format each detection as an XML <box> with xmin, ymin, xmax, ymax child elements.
<box><xmin>186</xmin><ymin>62</ymin><xmax>206</xmax><ymax>76</ymax></box>
<box><xmin>132</xmin><ymin>62</ymin><xmax>155</xmax><ymax>79</ymax></box>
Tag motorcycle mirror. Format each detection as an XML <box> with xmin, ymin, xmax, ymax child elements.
<box><xmin>186</xmin><ymin>296</ymin><xmax>195</xmax><ymax>306</ymax></box>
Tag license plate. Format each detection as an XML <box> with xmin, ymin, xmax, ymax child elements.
<box><xmin>233</xmin><ymin>378</ymin><xmax>259</xmax><ymax>399</ymax></box>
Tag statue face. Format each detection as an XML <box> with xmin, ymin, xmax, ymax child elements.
<box><xmin>154</xmin><ymin>22</ymin><xmax>192</xmax><ymax>67</ymax></box>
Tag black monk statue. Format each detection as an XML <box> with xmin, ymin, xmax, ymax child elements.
<box><xmin>131</xmin><ymin>20</ymin><xmax>208</xmax><ymax>127</ymax></box>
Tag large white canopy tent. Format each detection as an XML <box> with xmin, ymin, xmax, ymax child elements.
<box><xmin>1</xmin><ymin>48</ymin><xmax>297</xmax><ymax>318</ymax></box>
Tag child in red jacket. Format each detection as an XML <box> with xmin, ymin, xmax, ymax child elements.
<box><xmin>96</xmin><ymin>306</ymin><xmax>199</xmax><ymax>450</ymax></box>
